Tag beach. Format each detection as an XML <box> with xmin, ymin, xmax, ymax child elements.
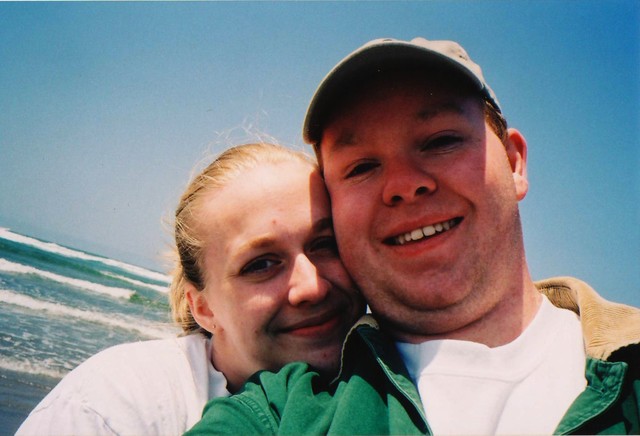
<box><xmin>0</xmin><ymin>368</ymin><xmax>57</xmax><ymax>436</ymax></box>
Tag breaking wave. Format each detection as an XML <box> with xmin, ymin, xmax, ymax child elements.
<box><xmin>0</xmin><ymin>289</ymin><xmax>177</xmax><ymax>339</ymax></box>
<box><xmin>0</xmin><ymin>228</ymin><xmax>169</xmax><ymax>284</ymax></box>
<box><xmin>0</xmin><ymin>258</ymin><xmax>133</xmax><ymax>300</ymax></box>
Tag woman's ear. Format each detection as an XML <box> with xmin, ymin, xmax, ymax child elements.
<box><xmin>505</xmin><ymin>128</ymin><xmax>529</xmax><ymax>201</ymax></box>
<box><xmin>185</xmin><ymin>282</ymin><xmax>216</xmax><ymax>334</ymax></box>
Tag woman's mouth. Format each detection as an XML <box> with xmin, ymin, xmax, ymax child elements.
<box><xmin>281</xmin><ymin>311</ymin><xmax>342</xmax><ymax>338</ymax></box>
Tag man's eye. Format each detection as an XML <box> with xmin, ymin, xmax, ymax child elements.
<box><xmin>421</xmin><ymin>135</ymin><xmax>463</xmax><ymax>152</ymax></box>
<box><xmin>346</xmin><ymin>161</ymin><xmax>378</xmax><ymax>179</ymax></box>
<box><xmin>240</xmin><ymin>257</ymin><xmax>281</xmax><ymax>276</ymax></box>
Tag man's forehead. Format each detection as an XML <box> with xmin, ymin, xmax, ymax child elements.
<box><xmin>322</xmin><ymin>98</ymin><xmax>471</xmax><ymax>152</ymax></box>
<box><xmin>315</xmin><ymin>69</ymin><xmax>482</xmax><ymax>161</ymax></box>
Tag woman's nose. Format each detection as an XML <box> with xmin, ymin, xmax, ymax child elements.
<box><xmin>287</xmin><ymin>254</ymin><xmax>330</xmax><ymax>307</ymax></box>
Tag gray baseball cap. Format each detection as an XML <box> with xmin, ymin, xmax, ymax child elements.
<box><xmin>303</xmin><ymin>37</ymin><xmax>501</xmax><ymax>145</ymax></box>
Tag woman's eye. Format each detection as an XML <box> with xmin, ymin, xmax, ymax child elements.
<box><xmin>421</xmin><ymin>135</ymin><xmax>463</xmax><ymax>152</ymax></box>
<box><xmin>346</xmin><ymin>161</ymin><xmax>378</xmax><ymax>179</ymax></box>
<box><xmin>240</xmin><ymin>257</ymin><xmax>281</xmax><ymax>276</ymax></box>
<box><xmin>310</xmin><ymin>236</ymin><xmax>339</xmax><ymax>256</ymax></box>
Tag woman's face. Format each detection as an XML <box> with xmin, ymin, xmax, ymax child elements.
<box><xmin>191</xmin><ymin>159</ymin><xmax>364</xmax><ymax>391</ymax></box>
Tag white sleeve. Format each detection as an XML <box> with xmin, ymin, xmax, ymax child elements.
<box><xmin>16</xmin><ymin>389</ymin><xmax>117</xmax><ymax>436</ymax></box>
<box><xmin>16</xmin><ymin>336</ymin><xmax>217</xmax><ymax>436</ymax></box>
<box><xmin>16</xmin><ymin>351</ymin><xmax>120</xmax><ymax>436</ymax></box>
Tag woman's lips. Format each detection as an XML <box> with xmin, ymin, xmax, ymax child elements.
<box><xmin>281</xmin><ymin>310</ymin><xmax>342</xmax><ymax>338</ymax></box>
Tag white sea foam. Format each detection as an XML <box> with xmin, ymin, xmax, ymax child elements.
<box><xmin>0</xmin><ymin>354</ymin><xmax>67</xmax><ymax>380</ymax></box>
<box><xmin>0</xmin><ymin>228</ymin><xmax>170</xmax><ymax>284</ymax></box>
<box><xmin>0</xmin><ymin>258</ymin><xmax>134</xmax><ymax>300</ymax></box>
<box><xmin>0</xmin><ymin>289</ymin><xmax>178</xmax><ymax>339</ymax></box>
<box><xmin>93</xmin><ymin>257</ymin><xmax>171</xmax><ymax>286</ymax></box>
<box><xmin>103</xmin><ymin>272</ymin><xmax>169</xmax><ymax>294</ymax></box>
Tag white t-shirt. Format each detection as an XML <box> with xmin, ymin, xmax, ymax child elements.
<box><xmin>17</xmin><ymin>334</ymin><xmax>229</xmax><ymax>435</ymax></box>
<box><xmin>396</xmin><ymin>296</ymin><xmax>586</xmax><ymax>435</ymax></box>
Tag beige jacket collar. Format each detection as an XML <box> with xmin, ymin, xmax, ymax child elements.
<box><xmin>537</xmin><ymin>277</ymin><xmax>640</xmax><ymax>360</ymax></box>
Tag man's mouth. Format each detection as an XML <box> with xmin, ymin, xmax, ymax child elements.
<box><xmin>387</xmin><ymin>217</ymin><xmax>462</xmax><ymax>246</ymax></box>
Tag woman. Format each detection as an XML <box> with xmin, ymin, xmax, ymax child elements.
<box><xmin>17</xmin><ymin>143</ymin><xmax>364</xmax><ymax>435</ymax></box>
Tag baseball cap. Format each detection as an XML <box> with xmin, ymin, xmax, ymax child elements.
<box><xmin>303</xmin><ymin>37</ymin><xmax>501</xmax><ymax>145</ymax></box>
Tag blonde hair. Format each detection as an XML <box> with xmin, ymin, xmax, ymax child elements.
<box><xmin>169</xmin><ymin>142</ymin><xmax>316</xmax><ymax>336</ymax></box>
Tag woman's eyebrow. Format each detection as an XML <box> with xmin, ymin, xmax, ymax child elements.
<box><xmin>313</xmin><ymin>217</ymin><xmax>333</xmax><ymax>234</ymax></box>
<box><xmin>235</xmin><ymin>234</ymin><xmax>278</xmax><ymax>254</ymax></box>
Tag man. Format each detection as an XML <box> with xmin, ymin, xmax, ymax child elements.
<box><xmin>187</xmin><ymin>38</ymin><xmax>640</xmax><ymax>435</ymax></box>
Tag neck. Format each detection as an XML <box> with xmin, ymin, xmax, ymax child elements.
<box><xmin>210</xmin><ymin>341</ymin><xmax>244</xmax><ymax>394</ymax></box>
<box><xmin>390</xmin><ymin>271</ymin><xmax>542</xmax><ymax>348</ymax></box>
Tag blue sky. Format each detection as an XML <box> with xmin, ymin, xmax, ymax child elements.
<box><xmin>1</xmin><ymin>1</ymin><xmax>638</xmax><ymax>306</ymax></box>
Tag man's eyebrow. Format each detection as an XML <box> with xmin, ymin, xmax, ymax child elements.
<box><xmin>328</xmin><ymin>102</ymin><xmax>469</xmax><ymax>150</ymax></box>
<box><xmin>330</xmin><ymin>132</ymin><xmax>356</xmax><ymax>150</ymax></box>
<box><xmin>417</xmin><ymin>102</ymin><xmax>467</xmax><ymax>120</ymax></box>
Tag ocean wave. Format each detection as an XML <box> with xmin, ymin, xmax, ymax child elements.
<box><xmin>103</xmin><ymin>272</ymin><xmax>169</xmax><ymax>294</ymax></box>
<box><xmin>0</xmin><ymin>289</ymin><xmax>178</xmax><ymax>339</ymax></box>
<box><xmin>0</xmin><ymin>228</ymin><xmax>170</xmax><ymax>284</ymax></box>
<box><xmin>0</xmin><ymin>258</ymin><xmax>134</xmax><ymax>300</ymax></box>
<box><xmin>0</xmin><ymin>354</ymin><xmax>67</xmax><ymax>380</ymax></box>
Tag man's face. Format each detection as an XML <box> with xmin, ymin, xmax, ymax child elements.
<box><xmin>320</xmin><ymin>73</ymin><xmax>529</xmax><ymax>342</ymax></box>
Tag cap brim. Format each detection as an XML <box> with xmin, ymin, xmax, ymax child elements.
<box><xmin>303</xmin><ymin>41</ymin><xmax>485</xmax><ymax>145</ymax></box>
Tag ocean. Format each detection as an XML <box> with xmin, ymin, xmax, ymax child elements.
<box><xmin>0</xmin><ymin>228</ymin><xmax>179</xmax><ymax>435</ymax></box>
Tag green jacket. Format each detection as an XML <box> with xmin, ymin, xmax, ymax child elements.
<box><xmin>186</xmin><ymin>277</ymin><xmax>640</xmax><ymax>435</ymax></box>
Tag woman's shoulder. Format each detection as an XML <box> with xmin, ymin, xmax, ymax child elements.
<box><xmin>71</xmin><ymin>334</ymin><xmax>210</xmax><ymax>383</ymax></box>
<box><xmin>17</xmin><ymin>334</ymin><xmax>214</xmax><ymax>435</ymax></box>
<box><xmin>66</xmin><ymin>334</ymin><xmax>173</xmax><ymax>367</ymax></box>
<box><xmin>98</xmin><ymin>333</ymin><xmax>206</xmax><ymax>357</ymax></box>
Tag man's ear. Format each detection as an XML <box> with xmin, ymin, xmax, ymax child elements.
<box><xmin>185</xmin><ymin>282</ymin><xmax>216</xmax><ymax>334</ymax></box>
<box><xmin>505</xmin><ymin>128</ymin><xmax>529</xmax><ymax>201</ymax></box>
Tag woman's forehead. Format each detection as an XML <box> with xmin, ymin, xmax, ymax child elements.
<box><xmin>197</xmin><ymin>160</ymin><xmax>329</xmax><ymax>242</ymax></box>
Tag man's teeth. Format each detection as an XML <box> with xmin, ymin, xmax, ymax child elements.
<box><xmin>395</xmin><ymin>219</ymin><xmax>456</xmax><ymax>245</ymax></box>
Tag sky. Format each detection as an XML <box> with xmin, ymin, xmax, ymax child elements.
<box><xmin>1</xmin><ymin>1</ymin><xmax>638</xmax><ymax>306</ymax></box>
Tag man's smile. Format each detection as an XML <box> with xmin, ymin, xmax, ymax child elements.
<box><xmin>387</xmin><ymin>217</ymin><xmax>462</xmax><ymax>246</ymax></box>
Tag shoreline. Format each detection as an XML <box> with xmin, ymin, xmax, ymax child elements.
<box><xmin>0</xmin><ymin>367</ymin><xmax>59</xmax><ymax>436</ymax></box>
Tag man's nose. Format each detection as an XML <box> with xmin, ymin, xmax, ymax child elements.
<box><xmin>287</xmin><ymin>254</ymin><xmax>330</xmax><ymax>307</ymax></box>
<box><xmin>381</xmin><ymin>157</ymin><xmax>436</xmax><ymax>206</ymax></box>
